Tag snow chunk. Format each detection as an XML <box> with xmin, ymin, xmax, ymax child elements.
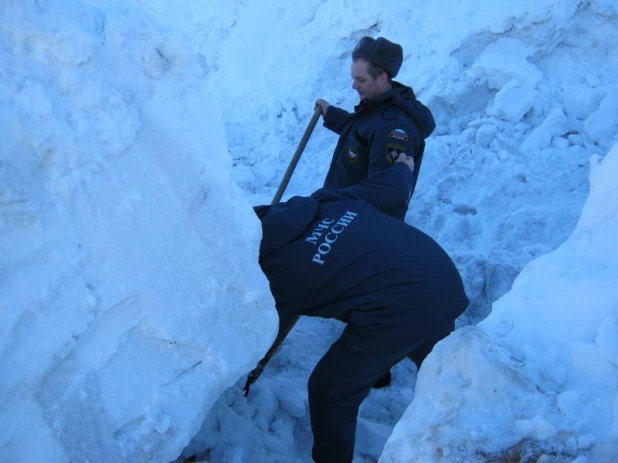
<box><xmin>471</xmin><ymin>52</ymin><xmax>543</xmax><ymax>90</ymax></box>
<box><xmin>596</xmin><ymin>317</ymin><xmax>618</xmax><ymax>368</ymax></box>
<box><xmin>520</xmin><ymin>108</ymin><xmax>568</xmax><ymax>152</ymax></box>
<box><xmin>590</xmin><ymin>0</ymin><xmax>618</xmax><ymax>16</ymax></box>
<box><xmin>487</xmin><ymin>80</ymin><xmax>538</xmax><ymax>122</ymax></box>
<box><xmin>562</xmin><ymin>84</ymin><xmax>604</xmax><ymax>122</ymax></box>
<box><xmin>585</xmin><ymin>87</ymin><xmax>618</xmax><ymax>146</ymax></box>
<box><xmin>46</xmin><ymin>25</ymin><xmax>100</xmax><ymax>66</ymax></box>
<box><xmin>475</xmin><ymin>124</ymin><xmax>498</xmax><ymax>148</ymax></box>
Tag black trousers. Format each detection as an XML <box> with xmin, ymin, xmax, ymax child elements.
<box><xmin>308</xmin><ymin>319</ymin><xmax>455</xmax><ymax>463</ymax></box>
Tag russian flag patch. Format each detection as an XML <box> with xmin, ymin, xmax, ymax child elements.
<box><xmin>389</xmin><ymin>129</ymin><xmax>408</xmax><ymax>141</ymax></box>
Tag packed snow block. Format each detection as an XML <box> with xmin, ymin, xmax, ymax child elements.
<box><xmin>380</xmin><ymin>143</ymin><xmax>618</xmax><ymax>462</ymax></box>
<box><xmin>487</xmin><ymin>80</ymin><xmax>538</xmax><ymax>123</ymax></box>
<box><xmin>380</xmin><ymin>327</ymin><xmax>543</xmax><ymax>462</ymax></box>
<box><xmin>585</xmin><ymin>87</ymin><xmax>618</xmax><ymax>147</ymax></box>
<box><xmin>562</xmin><ymin>84</ymin><xmax>604</xmax><ymax>122</ymax></box>
<box><xmin>590</xmin><ymin>0</ymin><xmax>618</xmax><ymax>16</ymax></box>
<box><xmin>520</xmin><ymin>108</ymin><xmax>568</xmax><ymax>152</ymax></box>
<box><xmin>475</xmin><ymin>124</ymin><xmax>497</xmax><ymax>148</ymax></box>
<box><xmin>596</xmin><ymin>318</ymin><xmax>618</xmax><ymax>369</ymax></box>
<box><xmin>471</xmin><ymin>51</ymin><xmax>543</xmax><ymax>90</ymax></box>
<box><xmin>0</xmin><ymin>2</ymin><xmax>278</xmax><ymax>463</ymax></box>
<box><xmin>469</xmin><ymin>50</ymin><xmax>543</xmax><ymax>123</ymax></box>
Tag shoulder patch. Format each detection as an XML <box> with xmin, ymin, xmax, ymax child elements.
<box><xmin>386</xmin><ymin>143</ymin><xmax>405</xmax><ymax>164</ymax></box>
<box><xmin>389</xmin><ymin>129</ymin><xmax>408</xmax><ymax>141</ymax></box>
<box><xmin>346</xmin><ymin>146</ymin><xmax>360</xmax><ymax>164</ymax></box>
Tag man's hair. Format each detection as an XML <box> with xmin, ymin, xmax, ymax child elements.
<box><xmin>353</xmin><ymin>56</ymin><xmax>393</xmax><ymax>82</ymax></box>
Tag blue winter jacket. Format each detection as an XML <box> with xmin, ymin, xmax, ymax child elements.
<box><xmin>322</xmin><ymin>82</ymin><xmax>435</xmax><ymax>211</ymax></box>
<box><xmin>256</xmin><ymin>163</ymin><xmax>468</xmax><ymax>341</ymax></box>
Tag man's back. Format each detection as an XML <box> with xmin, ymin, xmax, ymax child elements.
<box><xmin>258</xmin><ymin>180</ymin><xmax>467</xmax><ymax>327</ymax></box>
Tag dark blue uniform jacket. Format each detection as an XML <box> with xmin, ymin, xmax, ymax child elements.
<box><xmin>256</xmin><ymin>164</ymin><xmax>468</xmax><ymax>345</ymax></box>
<box><xmin>323</xmin><ymin>82</ymin><xmax>436</xmax><ymax>208</ymax></box>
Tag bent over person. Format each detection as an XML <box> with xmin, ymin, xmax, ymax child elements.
<box><xmin>253</xmin><ymin>157</ymin><xmax>469</xmax><ymax>463</ymax></box>
<box><xmin>315</xmin><ymin>36</ymin><xmax>436</xmax><ymax>219</ymax></box>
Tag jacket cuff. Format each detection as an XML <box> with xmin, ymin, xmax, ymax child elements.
<box><xmin>323</xmin><ymin>106</ymin><xmax>350</xmax><ymax>134</ymax></box>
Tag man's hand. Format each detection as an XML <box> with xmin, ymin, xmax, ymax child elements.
<box><xmin>315</xmin><ymin>99</ymin><xmax>330</xmax><ymax>117</ymax></box>
<box><xmin>395</xmin><ymin>153</ymin><xmax>414</xmax><ymax>172</ymax></box>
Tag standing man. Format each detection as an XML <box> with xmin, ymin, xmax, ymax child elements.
<box><xmin>254</xmin><ymin>156</ymin><xmax>469</xmax><ymax>463</ymax></box>
<box><xmin>316</xmin><ymin>36</ymin><xmax>435</xmax><ymax>219</ymax></box>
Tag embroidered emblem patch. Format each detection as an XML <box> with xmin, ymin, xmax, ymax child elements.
<box><xmin>389</xmin><ymin>129</ymin><xmax>408</xmax><ymax>141</ymax></box>
<box><xmin>386</xmin><ymin>143</ymin><xmax>405</xmax><ymax>164</ymax></box>
<box><xmin>347</xmin><ymin>146</ymin><xmax>360</xmax><ymax>164</ymax></box>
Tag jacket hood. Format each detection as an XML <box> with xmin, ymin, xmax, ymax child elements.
<box><xmin>367</xmin><ymin>82</ymin><xmax>436</xmax><ymax>139</ymax></box>
<box><xmin>254</xmin><ymin>196</ymin><xmax>319</xmax><ymax>259</ymax></box>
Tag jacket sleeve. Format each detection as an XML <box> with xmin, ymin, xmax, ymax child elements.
<box><xmin>336</xmin><ymin>163</ymin><xmax>414</xmax><ymax>218</ymax></box>
<box><xmin>323</xmin><ymin>106</ymin><xmax>351</xmax><ymax>135</ymax></box>
<box><xmin>366</xmin><ymin>119</ymin><xmax>421</xmax><ymax>178</ymax></box>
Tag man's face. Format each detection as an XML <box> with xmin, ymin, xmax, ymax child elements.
<box><xmin>351</xmin><ymin>58</ymin><xmax>388</xmax><ymax>100</ymax></box>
